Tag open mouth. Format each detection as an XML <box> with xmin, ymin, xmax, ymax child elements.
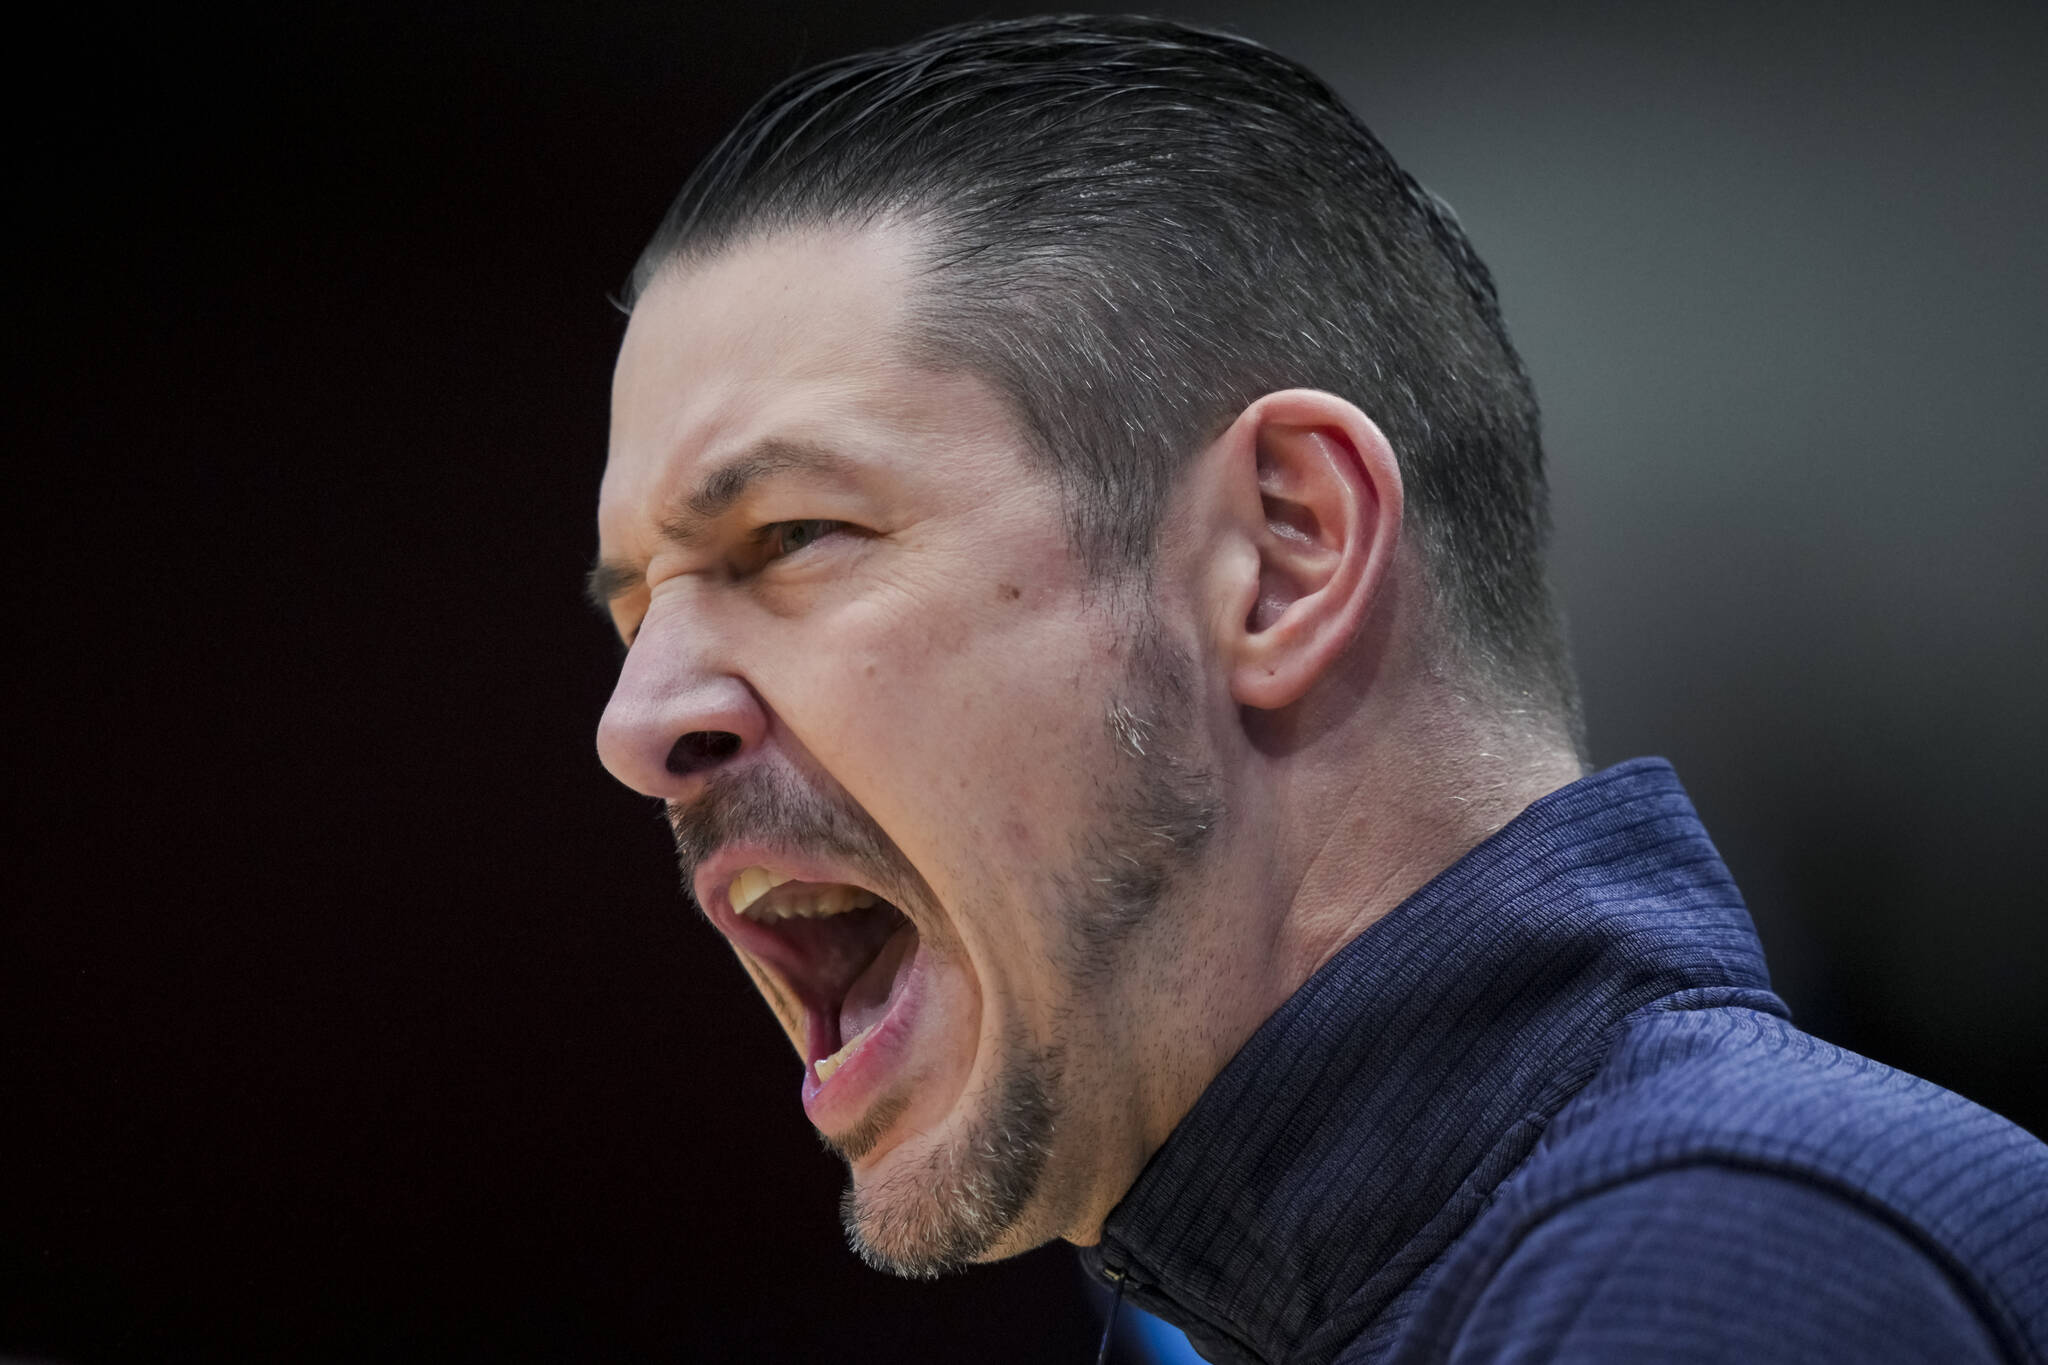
<box><xmin>711</xmin><ymin>865</ymin><xmax>921</xmax><ymax>1089</ymax></box>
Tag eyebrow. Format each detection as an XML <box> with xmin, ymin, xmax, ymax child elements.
<box><xmin>584</xmin><ymin>436</ymin><xmax>857</xmax><ymax>613</ymax></box>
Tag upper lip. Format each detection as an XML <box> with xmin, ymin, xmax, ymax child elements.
<box><xmin>691</xmin><ymin>842</ymin><xmax>905</xmax><ymax>1020</ymax></box>
<box><xmin>693</xmin><ymin>842</ymin><xmax>891</xmax><ymax>926</ymax></box>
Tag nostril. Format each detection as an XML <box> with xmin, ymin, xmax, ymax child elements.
<box><xmin>667</xmin><ymin>730</ymin><xmax>741</xmax><ymax>776</ymax></box>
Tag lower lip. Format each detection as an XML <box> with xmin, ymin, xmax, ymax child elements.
<box><xmin>799</xmin><ymin>938</ymin><xmax>929</xmax><ymax>1136</ymax></box>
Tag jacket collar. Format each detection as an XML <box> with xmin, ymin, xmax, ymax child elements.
<box><xmin>1078</xmin><ymin>758</ymin><xmax>1787</xmax><ymax>1365</ymax></box>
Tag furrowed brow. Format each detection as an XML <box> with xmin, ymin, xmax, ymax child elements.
<box><xmin>583</xmin><ymin>558</ymin><xmax>641</xmax><ymax>615</ymax></box>
<box><xmin>584</xmin><ymin>437</ymin><xmax>858</xmax><ymax>613</ymax></box>
<box><xmin>668</xmin><ymin>437</ymin><xmax>854</xmax><ymax>538</ymax></box>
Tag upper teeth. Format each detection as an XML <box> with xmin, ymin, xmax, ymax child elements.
<box><xmin>728</xmin><ymin>867</ymin><xmax>878</xmax><ymax>921</ymax></box>
<box><xmin>727</xmin><ymin>867</ymin><xmax>791</xmax><ymax>915</ymax></box>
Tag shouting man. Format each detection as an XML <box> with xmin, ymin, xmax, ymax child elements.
<box><xmin>589</xmin><ymin>16</ymin><xmax>2047</xmax><ymax>1364</ymax></box>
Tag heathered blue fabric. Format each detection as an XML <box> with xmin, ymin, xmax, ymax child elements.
<box><xmin>1078</xmin><ymin>759</ymin><xmax>2048</xmax><ymax>1365</ymax></box>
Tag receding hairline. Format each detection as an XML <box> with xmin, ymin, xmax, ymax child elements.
<box><xmin>628</xmin><ymin>203</ymin><xmax>944</xmax><ymax>316</ymax></box>
<box><xmin>629</xmin><ymin>207</ymin><xmax>1101</xmax><ymax>488</ymax></box>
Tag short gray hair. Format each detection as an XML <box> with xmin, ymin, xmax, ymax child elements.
<box><xmin>630</xmin><ymin>14</ymin><xmax>1581</xmax><ymax>740</ymax></box>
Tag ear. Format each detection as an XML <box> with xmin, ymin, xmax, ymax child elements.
<box><xmin>1204</xmin><ymin>389</ymin><xmax>1404</xmax><ymax>711</ymax></box>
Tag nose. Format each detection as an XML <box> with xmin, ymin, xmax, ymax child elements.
<box><xmin>596</xmin><ymin>615</ymin><xmax>767</xmax><ymax>799</ymax></box>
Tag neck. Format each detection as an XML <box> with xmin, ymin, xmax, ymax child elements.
<box><xmin>1264</xmin><ymin>668</ymin><xmax>1585</xmax><ymax>993</ymax></box>
<box><xmin>1060</xmin><ymin>640</ymin><xmax>1581</xmax><ymax>1248</ymax></box>
<box><xmin>1150</xmin><ymin>648</ymin><xmax>1581</xmax><ymax>1156</ymax></box>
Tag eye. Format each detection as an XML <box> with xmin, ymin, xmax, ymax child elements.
<box><xmin>761</xmin><ymin>519</ymin><xmax>846</xmax><ymax>560</ymax></box>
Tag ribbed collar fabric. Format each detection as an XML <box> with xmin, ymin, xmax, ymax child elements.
<box><xmin>1077</xmin><ymin>758</ymin><xmax>1788</xmax><ymax>1365</ymax></box>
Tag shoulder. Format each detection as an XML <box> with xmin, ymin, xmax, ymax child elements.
<box><xmin>1527</xmin><ymin>1006</ymin><xmax>2048</xmax><ymax>1261</ymax></box>
<box><xmin>1532</xmin><ymin>1005</ymin><xmax>2047</xmax><ymax>1182</ymax></box>
<box><xmin>1368</xmin><ymin>1007</ymin><xmax>2048</xmax><ymax>1365</ymax></box>
<box><xmin>1449</xmin><ymin>1164</ymin><xmax>2008</xmax><ymax>1364</ymax></box>
<box><xmin>1522</xmin><ymin>1007</ymin><xmax>2048</xmax><ymax>1358</ymax></box>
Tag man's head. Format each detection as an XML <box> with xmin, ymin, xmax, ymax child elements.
<box><xmin>626</xmin><ymin>14</ymin><xmax>1577</xmax><ymax>722</ymax></box>
<box><xmin>592</xmin><ymin>16</ymin><xmax>1581</xmax><ymax>1278</ymax></box>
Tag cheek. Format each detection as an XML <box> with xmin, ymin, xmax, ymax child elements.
<box><xmin>804</xmin><ymin>596</ymin><xmax>1111</xmax><ymax>889</ymax></box>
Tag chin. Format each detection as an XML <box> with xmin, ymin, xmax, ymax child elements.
<box><xmin>836</xmin><ymin>1038</ymin><xmax>1066</xmax><ymax>1279</ymax></box>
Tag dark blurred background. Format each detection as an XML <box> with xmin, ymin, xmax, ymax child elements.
<box><xmin>10</xmin><ymin>0</ymin><xmax>2045</xmax><ymax>1360</ymax></box>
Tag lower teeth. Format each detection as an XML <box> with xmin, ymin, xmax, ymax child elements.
<box><xmin>814</xmin><ymin>1023</ymin><xmax>877</xmax><ymax>1083</ymax></box>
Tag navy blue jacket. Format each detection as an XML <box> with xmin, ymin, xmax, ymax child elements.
<box><xmin>1080</xmin><ymin>759</ymin><xmax>2048</xmax><ymax>1364</ymax></box>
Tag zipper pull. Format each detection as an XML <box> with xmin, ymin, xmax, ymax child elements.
<box><xmin>1095</xmin><ymin>1267</ymin><xmax>1126</xmax><ymax>1365</ymax></box>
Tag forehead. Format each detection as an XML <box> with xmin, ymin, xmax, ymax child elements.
<box><xmin>601</xmin><ymin>224</ymin><xmax>1027</xmax><ymax>552</ymax></box>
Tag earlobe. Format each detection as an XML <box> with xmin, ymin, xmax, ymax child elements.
<box><xmin>1222</xmin><ymin>391</ymin><xmax>1403</xmax><ymax>712</ymax></box>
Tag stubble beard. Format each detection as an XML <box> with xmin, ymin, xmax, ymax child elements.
<box><xmin>833</xmin><ymin>1033</ymin><xmax>1063</xmax><ymax>1279</ymax></box>
<box><xmin>669</xmin><ymin>618</ymin><xmax>1219</xmax><ymax>1280</ymax></box>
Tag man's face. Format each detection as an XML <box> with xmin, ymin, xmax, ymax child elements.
<box><xmin>595</xmin><ymin>226</ymin><xmax>1218</xmax><ymax>1274</ymax></box>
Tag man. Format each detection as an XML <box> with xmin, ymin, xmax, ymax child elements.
<box><xmin>589</xmin><ymin>15</ymin><xmax>2047</xmax><ymax>1364</ymax></box>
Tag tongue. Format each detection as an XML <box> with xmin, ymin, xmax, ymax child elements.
<box><xmin>839</xmin><ymin>921</ymin><xmax>916</xmax><ymax>1044</ymax></box>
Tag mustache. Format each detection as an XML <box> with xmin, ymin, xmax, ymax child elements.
<box><xmin>666</xmin><ymin>766</ymin><xmax>929</xmax><ymax>909</ymax></box>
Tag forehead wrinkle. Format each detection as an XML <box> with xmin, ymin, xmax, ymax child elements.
<box><xmin>652</xmin><ymin>434</ymin><xmax>861</xmax><ymax>550</ymax></box>
<box><xmin>594</xmin><ymin>228</ymin><xmax>947</xmax><ymax>611</ymax></box>
<box><xmin>587</xmin><ymin>435</ymin><xmax>858</xmax><ymax>611</ymax></box>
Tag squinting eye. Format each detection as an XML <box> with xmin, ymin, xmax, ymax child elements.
<box><xmin>767</xmin><ymin>519</ymin><xmax>842</xmax><ymax>558</ymax></box>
